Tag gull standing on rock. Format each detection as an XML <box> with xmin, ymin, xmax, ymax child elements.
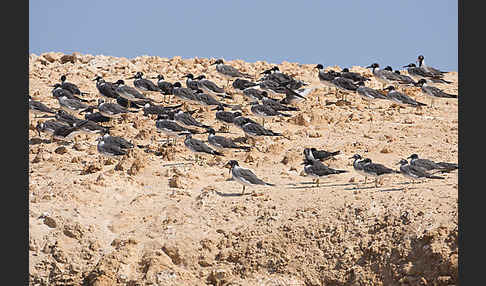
<box><xmin>97</xmin><ymin>98</ymin><xmax>138</xmax><ymax>119</ymax></box>
<box><xmin>29</xmin><ymin>96</ymin><xmax>56</xmax><ymax>117</ymax></box>
<box><xmin>94</xmin><ymin>76</ymin><xmax>119</xmax><ymax>102</ymax></box>
<box><xmin>60</xmin><ymin>75</ymin><xmax>88</xmax><ymax>96</ymax></box>
<box><xmin>129</xmin><ymin>72</ymin><xmax>161</xmax><ymax>92</ymax></box>
<box><xmin>114</xmin><ymin>79</ymin><xmax>154</xmax><ymax>108</ymax></box>
<box><xmin>211</xmin><ymin>59</ymin><xmax>253</xmax><ymax>88</ymax></box>
<box><xmin>57</xmin><ymin>96</ymin><xmax>89</xmax><ymax>115</ymax></box>
<box><xmin>382</xmin><ymin>86</ymin><xmax>427</xmax><ymax>109</ymax></box>
<box><xmin>194</xmin><ymin>75</ymin><xmax>230</xmax><ymax>99</ymax></box>
<box><xmin>415</xmin><ymin>79</ymin><xmax>457</xmax><ymax>107</ymax></box>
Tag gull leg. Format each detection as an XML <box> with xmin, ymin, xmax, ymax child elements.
<box><xmin>364</xmin><ymin>176</ymin><xmax>367</xmax><ymax>184</ymax></box>
<box><xmin>242</xmin><ymin>185</ymin><xmax>245</xmax><ymax>195</ymax></box>
<box><xmin>316</xmin><ymin>178</ymin><xmax>320</xmax><ymax>188</ymax></box>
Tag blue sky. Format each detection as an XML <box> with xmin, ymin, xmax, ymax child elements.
<box><xmin>29</xmin><ymin>1</ymin><xmax>458</xmax><ymax>71</ymax></box>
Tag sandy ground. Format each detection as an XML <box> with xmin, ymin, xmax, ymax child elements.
<box><xmin>29</xmin><ymin>52</ymin><xmax>458</xmax><ymax>285</ymax></box>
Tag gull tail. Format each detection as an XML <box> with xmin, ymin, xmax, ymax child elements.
<box><xmin>330</xmin><ymin>151</ymin><xmax>341</xmax><ymax>156</ymax></box>
<box><xmin>426</xmin><ymin>174</ymin><xmax>445</xmax><ymax>179</ymax></box>
<box><xmin>236</xmin><ymin>145</ymin><xmax>251</xmax><ymax>151</ymax></box>
<box><xmin>430</xmin><ymin>78</ymin><xmax>452</xmax><ymax>84</ymax></box>
<box><xmin>212</xmin><ymin>150</ymin><xmax>225</xmax><ymax>156</ymax></box>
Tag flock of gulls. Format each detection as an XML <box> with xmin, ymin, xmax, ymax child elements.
<box><xmin>30</xmin><ymin>55</ymin><xmax>458</xmax><ymax>194</ymax></box>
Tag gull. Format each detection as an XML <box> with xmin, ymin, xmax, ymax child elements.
<box><xmin>301</xmin><ymin>158</ymin><xmax>348</xmax><ymax>187</ymax></box>
<box><xmin>94</xmin><ymin>76</ymin><xmax>119</xmax><ymax>102</ymax></box>
<box><xmin>349</xmin><ymin>154</ymin><xmax>371</xmax><ymax>185</ymax></box>
<box><xmin>249</xmin><ymin>101</ymin><xmax>292</xmax><ymax>127</ymax></box>
<box><xmin>97</xmin><ymin>98</ymin><xmax>138</xmax><ymax>118</ymax></box>
<box><xmin>142</xmin><ymin>102</ymin><xmax>182</xmax><ymax>117</ymax></box>
<box><xmin>402</xmin><ymin>63</ymin><xmax>452</xmax><ymax>84</ymax></box>
<box><xmin>280</xmin><ymin>87</ymin><xmax>310</xmax><ymax>105</ymax></box>
<box><xmin>35</xmin><ymin>120</ymin><xmax>69</xmax><ymax>140</ymax></box>
<box><xmin>84</xmin><ymin>111</ymin><xmax>111</xmax><ymax>125</ymax></box>
<box><xmin>51</xmin><ymin>83</ymin><xmax>89</xmax><ymax>102</ymax></box>
<box><xmin>304</xmin><ymin>148</ymin><xmax>340</xmax><ymax>162</ymax></box>
<box><xmin>382</xmin><ymin>86</ymin><xmax>427</xmax><ymax>108</ymax></box>
<box><xmin>211</xmin><ymin>59</ymin><xmax>253</xmax><ymax>87</ymax></box>
<box><xmin>261</xmin><ymin>92</ymin><xmax>299</xmax><ymax>111</ymax></box>
<box><xmin>330</xmin><ymin>74</ymin><xmax>359</xmax><ymax>101</ymax></box>
<box><xmin>29</xmin><ymin>96</ymin><xmax>56</xmax><ymax>118</ymax></box>
<box><xmin>415</xmin><ymin>79</ymin><xmax>457</xmax><ymax>107</ymax></box>
<box><xmin>101</xmin><ymin>133</ymin><xmax>135</xmax><ymax>150</ymax></box>
<box><xmin>55</xmin><ymin>109</ymin><xmax>82</xmax><ymax>126</ymax></box>
<box><xmin>155</xmin><ymin>113</ymin><xmax>199</xmax><ymax>145</ymax></box>
<box><xmin>232</xmin><ymin>78</ymin><xmax>259</xmax><ymax>91</ymax></box>
<box><xmin>173</xmin><ymin>109</ymin><xmax>211</xmax><ymax>129</ymax></box>
<box><xmin>57</xmin><ymin>96</ymin><xmax>89</xmax><ymax>115</ymax></box>
<box><xmin>417</xmin><ymin>55</ymin><xmax>448</xmax><ymax>76</ymax></box>
<box><xmin>150</xmin><ymin>74</ymin><xmax>174</xmax><ymax>102</ymax></box>
<box><xmin>183</xmin><ymin>133</ymin><xmax>224</xmax><ymax>162</ymax></box>
<box><xmin>73</xmin><ymin>119</ymin><xmax>109</xmax><ymax>135</ymax></box>
<box><xmin>212</xmin><ymin>105</ymin><xmax>242</xmax><ymax>131</ymax></box>
<box><xmin>225</xmin><ymin>160</ymin><xmax>275</xmax><ymax>194</ymax></box>
<box><xmin>366</xmin><ymin>63</ymin><xmax>403</xmax><ymax>89</ymax></box>
<box><xmin>207</xmin><ymin>128</ymin><xmax>251</xmax><ymax>152</ymax></box>
<box><xmin>36</xmin><ymin>120</ymin><xmax>87</xmax><ymax>142</ymax></box>
<box><xmin>60</xmin><ymin>75</ymin><xmax>88</xmax><ymax>96</ymax></box>
<box><xmin>193</xmin><ymin>89</ymin><xmax>229</xmax><ymax>107</ymax></box>
<box><xmin>96</xmin><ymin>136</ymin><xmax>127</xmax><ymax>158</ymax></box>
<box><xmin>397</xmin><ymin>159</ymin><xmax>444</xmax><ymax>184</ymax></box>
<box><xmin>182</xmin><ymin>73</ymin><xmax>200</xmax><ymax>91</ymax></box>
<box><xmin>115</xmin><ymin>96</ymin><xmax>144</xmax><ymax>109</ymax></box>
<box><xmin>194</xmin><ymin>75</ymin><xmax>230</xmax><ymax>99</ymax></box>
<box><xmin>383</xmin><ymin>66</ymin><xmax>416</xmax><ymax>85</ymax></box>
<box><xmin>113</xmin><ymin>79</ymin><xmax>154</xmax><ymax>108</ymax></box>
<box><xmin>171</xmin><ymin>82</ymin><xmax>198</xmax><ymax>103</ymax></box>
<box><xmin>242</xmin><ymin>88</ymin><xmax>266</xmax><ymax>102</ymax></box>
<box><xmin>360</xmin><ymin>158</ymin><xmax>400</xmax><ymax>187</ymax></box>
<box><xmin>129</xmin><ymin>72</ymin><xmax>161</xmax><ymax>92</ymax></box>
<box><xmin>340</xmin><ymin>68</ymin><xmax>370</xmax><ymax>83</ymax></box>
<box><xmin>407</xmin><ymin>154</ymin><xmax>458</xmax><ymax>173</ymax></box>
